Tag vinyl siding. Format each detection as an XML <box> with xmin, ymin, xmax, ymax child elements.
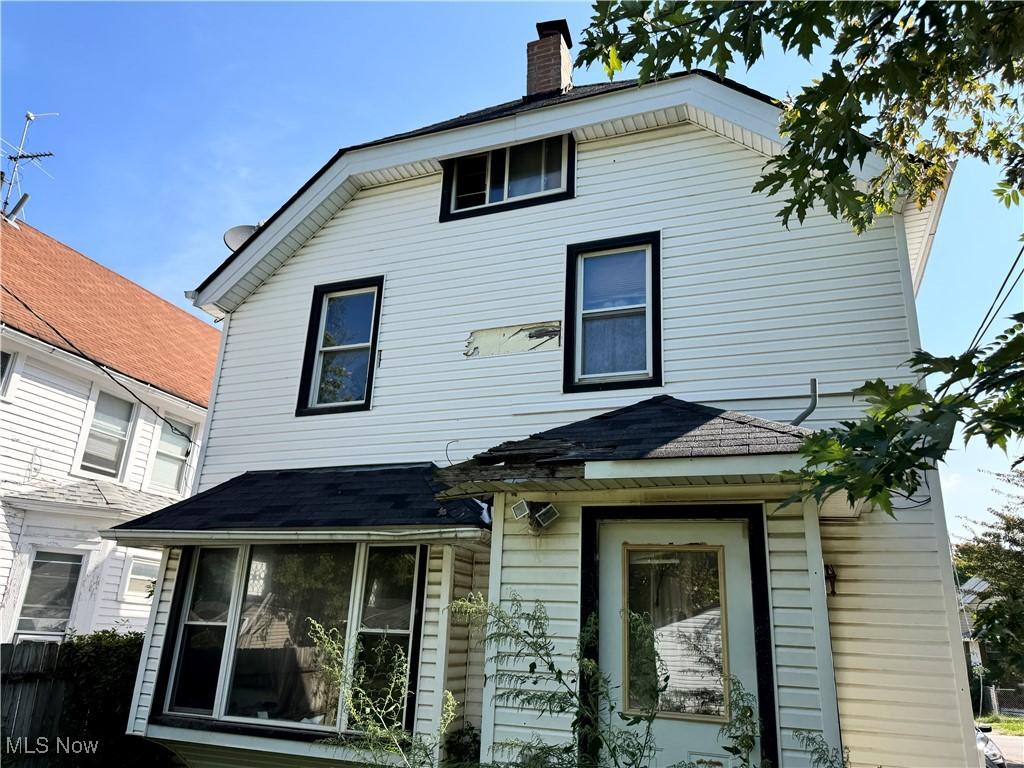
<box><xmin>197</xmin><ymin>123</ymin><xmax>912</xmax><ymax>489</ymax></box>
<box><xmin>820</xmin><ymin>494</ymin><xmax>975</xmax><ymax>768</ymax></box>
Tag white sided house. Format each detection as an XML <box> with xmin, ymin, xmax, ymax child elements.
<box><xmin>0</xmin><ymin>221</ymin><xmax>220</xmax><ymax>642</ymax></box>
<box><xmin>110</xmin><ymin>20</ymin><xmax>974</xmax><ymax>768</ymax></box>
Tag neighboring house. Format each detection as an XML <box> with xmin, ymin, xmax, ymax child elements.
<box><xmin>960</xmin><ymin>575</ymin><xmax>990</xmax><ymax>668</ymax></box>
<box><xmin>108</xmin><ymin>20</ymin><xmax>975</xmax><ymax>768</ymax></box>
<box><xmin>0</xmin><ymin>220</ymin><xmax>220</xmax><ymax>642</ymax></box>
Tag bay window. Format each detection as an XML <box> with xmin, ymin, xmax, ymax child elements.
<box><xmin>564</xmin><ymin>232</ymin><xmax>662</xmax><ymax>392</ymax></box>
<box><xmin>165</xmin><ymin>543</ymin><xmax>423</xmax><ymax>733</ymax></box>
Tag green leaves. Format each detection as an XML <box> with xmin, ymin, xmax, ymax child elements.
<box><xmin>578</xmin><ymin>1</ymin><xmax>1024</xmax><ymax>232</ymax></box>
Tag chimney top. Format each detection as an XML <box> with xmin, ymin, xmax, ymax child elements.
<box><xmin>536</xmin><ymin>19</ymin><xmax>572</xmax><ymax>49</ymax></box>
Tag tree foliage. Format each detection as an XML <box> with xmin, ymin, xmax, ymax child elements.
<box><xmin>577</xmin><ymin>1</ymin><xmax>1024</xmax><ymax>230</ymax></box>
<box><xmin>955</xmin><ymin>472</ymin><xmax>1024</xmax><ymax>683</ymax></box>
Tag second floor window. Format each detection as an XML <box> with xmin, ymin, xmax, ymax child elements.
<box><xmin>151</xmin><ymin>417</ymin><xmax>194</xmax><ymax>493</ymax></box>
<box><xmin>296</xmin><ymin>276</ymin><xmax>384</xmax><ymax>416</ymax></box>
<box><xmin>440</xmin><ymin>135</ymin><xmax>575</xmax><ymax>221</ymax></box>
<box><xmin>564</xmin><ymin>232</ymin><xmax>663</xmax><ymax>393</ymax></box>
<box><xmin>80</xmin><ymin>391</ymin><xmax>135</xmax><ymax>477</ymax></box>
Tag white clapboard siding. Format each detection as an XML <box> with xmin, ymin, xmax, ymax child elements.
<box><xmin>464</xmin><ymin>550</ymin><xmax>490</xmax><ymax>728</ymax></box>
<box><xmin>197</xmin><ymin>123</ymin><xmax>912</xmax><ymax>490</ymax></box>
<box><xmin>131</xmin><ymin>546</ymin><xmax>182</xmax><ymax>735</ymax></box>
<box><xmin>414</xmin><ymin>546</ymin><xmax>446</xmax><ymax>737</ymax></box>
<box><xmin>93</xmin><ymin>545</ymin><xmax>162</xmax><ymax>632</ymax></box>
<box><xmin>819</xmin><ymin>498</ymin><xmax>975</xmax><ymax>768</ymax></box>
<box><xmin>0</xmin><ymin>501</ymin><xmax>24</xmax><ymax>608</ymax></box>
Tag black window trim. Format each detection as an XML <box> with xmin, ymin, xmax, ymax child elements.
<box><xmin>296</xmin><ymin>275</ymin><xmax>384</xmax><ymax>417</ymax></box>
<box><xmin>563</xmin><ymin>231</ymin><xmax>663</xmax><ymax>393</ymax></box>
<box><xmin>439</xmin><ymin>134</ymin><xmax>576</xmax><ymax>222</ymax></box>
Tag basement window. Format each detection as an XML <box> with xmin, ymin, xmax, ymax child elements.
<box><xmin>296</xmin><ymin>276</ymin><xmax>384</xmax><ymax>416</ymax></box>
<box><xmin>440</xmin><ymin>135</ymin><xmax>575</xmax><ymax>221</ymax></box>
<box><xmin>564</xmin><ymin>232</ymin><xmax>662</xmax><ymax>393</ymax></box>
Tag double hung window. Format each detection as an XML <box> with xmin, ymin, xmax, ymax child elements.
<box><xmin>15</xmin><ymin>551</ymin><xmax>84</xmax><ymax>641</ymax></box>
<box><xmin>166</xmin><ymin>543</ymin><xmax>422</xmax><ymax>733</ymax></box>
<box><xmin>564</xmin><ymin>233</ymin><xmax>662</xmax><ymax>392</ymax></box>
<box><xmin>297</xmin><ymin>277</ymin><xmax>384</xmax><ymax>416</ymax></box>
<box><xmin>151</xmin><ymin>417</ymin><xmax>194</xmax><ymax>493</ymax></box>
<box><xmin>80</xmin><ymin>391</ymin><xmax>135</xmax><ymax>477</ymax></box>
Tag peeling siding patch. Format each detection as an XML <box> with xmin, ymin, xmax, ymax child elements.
<box><xmin>463</xmin><ymin>321</ymin><xmax>561</xmax><ymax>358</ymax></box>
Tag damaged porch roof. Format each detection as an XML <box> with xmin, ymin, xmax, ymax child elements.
<box><xmin>437</xmin><ymin>395</ymin><xmax>810</xmax><ymax>496</ymax></box>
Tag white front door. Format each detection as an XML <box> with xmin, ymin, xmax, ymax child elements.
<box><xmin>598</xmin><ymin>519</ymin><xmax>761</xmax><ymax>768</ymax></box>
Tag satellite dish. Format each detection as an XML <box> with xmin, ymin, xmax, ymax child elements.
<box><xmin>223</xmin><ymin>224</ymin><xmax>258</xmax><ymax>251</ymax></box>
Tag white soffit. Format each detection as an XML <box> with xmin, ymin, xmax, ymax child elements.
<box><xmin>194</xmin><ymin>74</ymin><xmax>885</xmax><ymax>316</ymax></box>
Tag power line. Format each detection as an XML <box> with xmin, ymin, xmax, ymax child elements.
<box><xmin>974</xmin><ymin>262</ymin><xmax>1024</xmax><ymax>348</ymax></box>
<box><xmin>969</xmin><ymin>242</ymin><xmax>1024</xmax><ymax>350</ymax></box>
<box><xmin>1</xmin><ymin>283</ymin><xmax>195</xmax><ymax>449</ymax></box>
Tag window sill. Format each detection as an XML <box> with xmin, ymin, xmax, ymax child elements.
<box><xmin>295</xmin><ymin>400</ymin><xmax>371</xmax><ymax>417</ymax></box>
<box><xmin>440</xmin><ymin>188</ymin><xmax>574</xmax><ymax>222</ymax></box>
<box><xmin>68</xmin><ymin>468</ymin><xmax>126</xmax><ymax>484</ymax></box>
<box><xmin>563</xmin><ymin>375</ymin><xmax>663</xmax><ymax>394</ymax></box>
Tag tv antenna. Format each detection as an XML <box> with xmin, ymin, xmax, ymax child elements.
<box><xmin>2</xmin><ymin>111</ymin><xmax>58</xmax><ymax>222</ymax></box>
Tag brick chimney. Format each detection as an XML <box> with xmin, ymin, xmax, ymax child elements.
<box><xmin>527</xmin><ymin>19</ymin><xmax>573</xmax><ymax>97</ymax></box>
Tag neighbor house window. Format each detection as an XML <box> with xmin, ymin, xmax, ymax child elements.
<box><xmin>150</xmin><ymin>417</ymin><xmax>194</xmax><ymax>493</ymax></box>
<box><xmin>15</xmin><ymin>551</ymin><xmax>84</xmax><ymax>641</ymax></box>
<box><xmin>440</xmin><ymin>135</ymin><xmax>575</xmax><ymax>221</ymax></box>
<box><xmin>166</xmin><ymin>543</ymin><xmax>423</xmax><ymax>732</ymax></box>
<box><xmin>79</xmin><ymin>391</ymin><xmax>135</xmax><ymax>477</ymax></box>
<box><xmin>296</xmin><ymin>276</ymin><xmax>384</xmax><ymax>417</ymax></box>
<box><xmin>0</xmin><ymin>350</ymin><xmax>15</xmax><ymax>395</ymax></box>
<box><xmin>123</xmin><ymin>556</ymin><xmax>160</xmax><ymax>601</ymax></box>
<box><xmin>625</xmin><ymin>546</ymin><xmax>727</xmax><ymax>720</ymax></box>
<box><xmin>564</xmin><ymin>232</ymin><xmax>662</xmax><ymax>392</ymax></box>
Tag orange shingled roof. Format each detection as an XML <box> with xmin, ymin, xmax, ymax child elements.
<box><xmin>1</xmin><ymin>221</ymin><xmax>220</xmax><ymax>407</ymax></box>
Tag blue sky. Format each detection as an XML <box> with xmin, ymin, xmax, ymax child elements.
<box><xmin>3</xmin><ymin>2</ymin><xmax>1020</xmax><ymax>537</ymax></box>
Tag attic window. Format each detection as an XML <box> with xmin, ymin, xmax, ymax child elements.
<box><xmin>296</xmin><ymin>276</ymin><xmax>384</xmax><ymax>417</ymax></box>
<box><xmin>440</xmin><ymin>135</ymin><xmax>575</xmax><ymax>221</ymax></box>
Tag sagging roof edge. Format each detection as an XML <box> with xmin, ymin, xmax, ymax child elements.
<box><xmin>101</xmin><ymin>526</ymin><xmax>491</xmax><ymax>545</ymax></box>
<box><xmin>193</xmin><ymin>70</ymin><xmax>780</xmax><ymax>298</ymax></box>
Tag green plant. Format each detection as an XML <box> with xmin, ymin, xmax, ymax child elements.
<box><xmin>443</xmin><ymin>724</ymin><xmax>481</xmax><ymax>767</ymax></box>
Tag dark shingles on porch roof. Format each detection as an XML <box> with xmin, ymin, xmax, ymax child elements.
<box><xmin>113</xmin><ymin>463</ymin><xmax>487</xmax><ymax>532</ymax></box>
<box><xmin>475</xmin><ymin>395</ymin><xmax>807</xmax><ymax>467</ymax></box>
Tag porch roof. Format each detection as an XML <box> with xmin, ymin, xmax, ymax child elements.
<box><xmin>111</xmin><ymin>462</ymin><xmax>488</xmax><ymax>534</ymax></box>
<box><xmin>437</xmin><ymin>395</ymin><xmax>810</xmax><ymax>497</ymax></box>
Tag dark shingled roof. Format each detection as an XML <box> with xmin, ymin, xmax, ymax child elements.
<box><xmin>114</xmin><ymin>463</ymin><xmax>487</xmax><ymax>532</ymax></box>
<box><xmin>4</xmin><ymin>479</ymin><xmax>173</xmax><ymax>517</ymax></box>
<box><xmin>438</xmin><ymin>396</ymin><xmax>808</xmax><ymax>489</ymax></box>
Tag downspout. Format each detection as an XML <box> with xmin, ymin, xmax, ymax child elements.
<box><xmin>791</xmin><ymin>377</ymin><xmax>819</xmax><ymax>426</ymax></box>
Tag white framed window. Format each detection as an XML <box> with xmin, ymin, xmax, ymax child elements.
<box><xmin>0</xmin><ymin>350</ymin><xmax>17</xmax><ymax>396</ymax></box>
<box><xmin>150</xmin><ymin>417</ymin><xmax>195</xmax><ymax>493</ymax></box>
<box><xmin>165</xmin><ymin>543</ymin><xmax>421</xmax><ymax>733</ymax></box>
<box><xmin>14</xmin><ymin>550</ymin><xmax>84</xmax><ymax>642</ymax></box>
<box><xmin>564</xmin><ymin>232</ymin><xmax>662</xmax><ymax>392</ymax></box>
<box><xmin>79</xmin><ymin>390</ymin><xmax>136</xmax><ymax>478</ymax></box>
<box><xmin>296</xmin><ymin>276</ymin><xmax>384</xmax><ymax>416</ymax></box>
<box><xmin>122</xmin><ymin>556</ymin><xmax>161</xmax><ymax>601</ymax></box>
<box><xmin>442</xmin><ymin>135</ymin><xmax>574</xmax><ymax>219</ymax></box>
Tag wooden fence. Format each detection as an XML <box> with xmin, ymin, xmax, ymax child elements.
<box><xmin>1</xmin><ymin>642</ymin><xmax>67</xmax><ymax>766</ymax></box>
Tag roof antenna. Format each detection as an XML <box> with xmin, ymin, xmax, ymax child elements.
<box><xmin>2</xmin><ymin>111</ymin><xmax>57</xmax><ymax>223</ymax></box>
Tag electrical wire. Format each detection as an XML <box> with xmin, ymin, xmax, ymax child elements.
<box><xmin>1</xmin><ymin>283</ymin><xmax>195</xmax><ymax>448</ymax></box>
<box><xmin>969</xmin><ymin>242</ymin><xmax>1024</xmax><ymax>350</ymax></box>
<box><xmin>973</xmin><ymin>262</ymin><xmax>1024</xmax><ymax>349</ymax></box>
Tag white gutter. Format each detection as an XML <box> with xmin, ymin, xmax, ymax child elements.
<box><xmin>101</xmin><ymin>526</ymin><xmax>491</xmax><ymax>546</ymax></box>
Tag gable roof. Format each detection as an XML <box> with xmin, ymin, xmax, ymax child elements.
<box><xmin>112</xmin><ymin>462</ymin><xmax>487</xmax><ymax>533</ymax></box>
<box><xmin>1</xmin><ymin>221</ymin><xmax>220</xmax><ymax>407</ymax></box>
<box><xmin>3</xmin><ymin>478</ymin><xmax>173</xmax><ymax>517</ymax></box>
<box><xmin>438</xmin><ymin>395</ymin><xmax>808</xmax><ymax>492</ymax></box>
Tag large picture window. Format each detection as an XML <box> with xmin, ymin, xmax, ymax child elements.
<box><xmin>440</xmin><ymin>135</ymin><xmax>575</xmax><ymax>221</ymax></box>
<box><xmin>563</xmin><ymin>232</ymin><xmax>662</xmax><ymax>392</ymax></box>
<box><xmin>296</xmin><ymin>276</ymin><xmax>384</xmax><ymax>417</ymax></box>
<box><xmin>165</xmin><ymin>543</ymin><xmax>423</xmax><ymax>734</ymax></box>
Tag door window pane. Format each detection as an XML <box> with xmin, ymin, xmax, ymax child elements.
<box><xmin>226</xmin><ymin>544</ymin><xmax>357</xmax><ymax>724</ymax></box>
<box><xmin>81</xmin><ymin>392</ymin><xmax>133</xmax><ymax>476</ymax></box>
<box><xmin>626</xmin><ymin>548</ymin><xmax>726</xmax><ymax>718</ymax></box>
<box><xmin>508</xmin><ymin>140</ymin><xmax>544</xmax><ymax>198</ymax></box>
<box><xmin>582</xmin><ymin>313</ymin><xmax>647</xmax><ymax>375</ymax></box>
<box><xmin>16</xmin><ymin>552</ymin><xmax>83</xmax><ymax>634</ymax></box>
